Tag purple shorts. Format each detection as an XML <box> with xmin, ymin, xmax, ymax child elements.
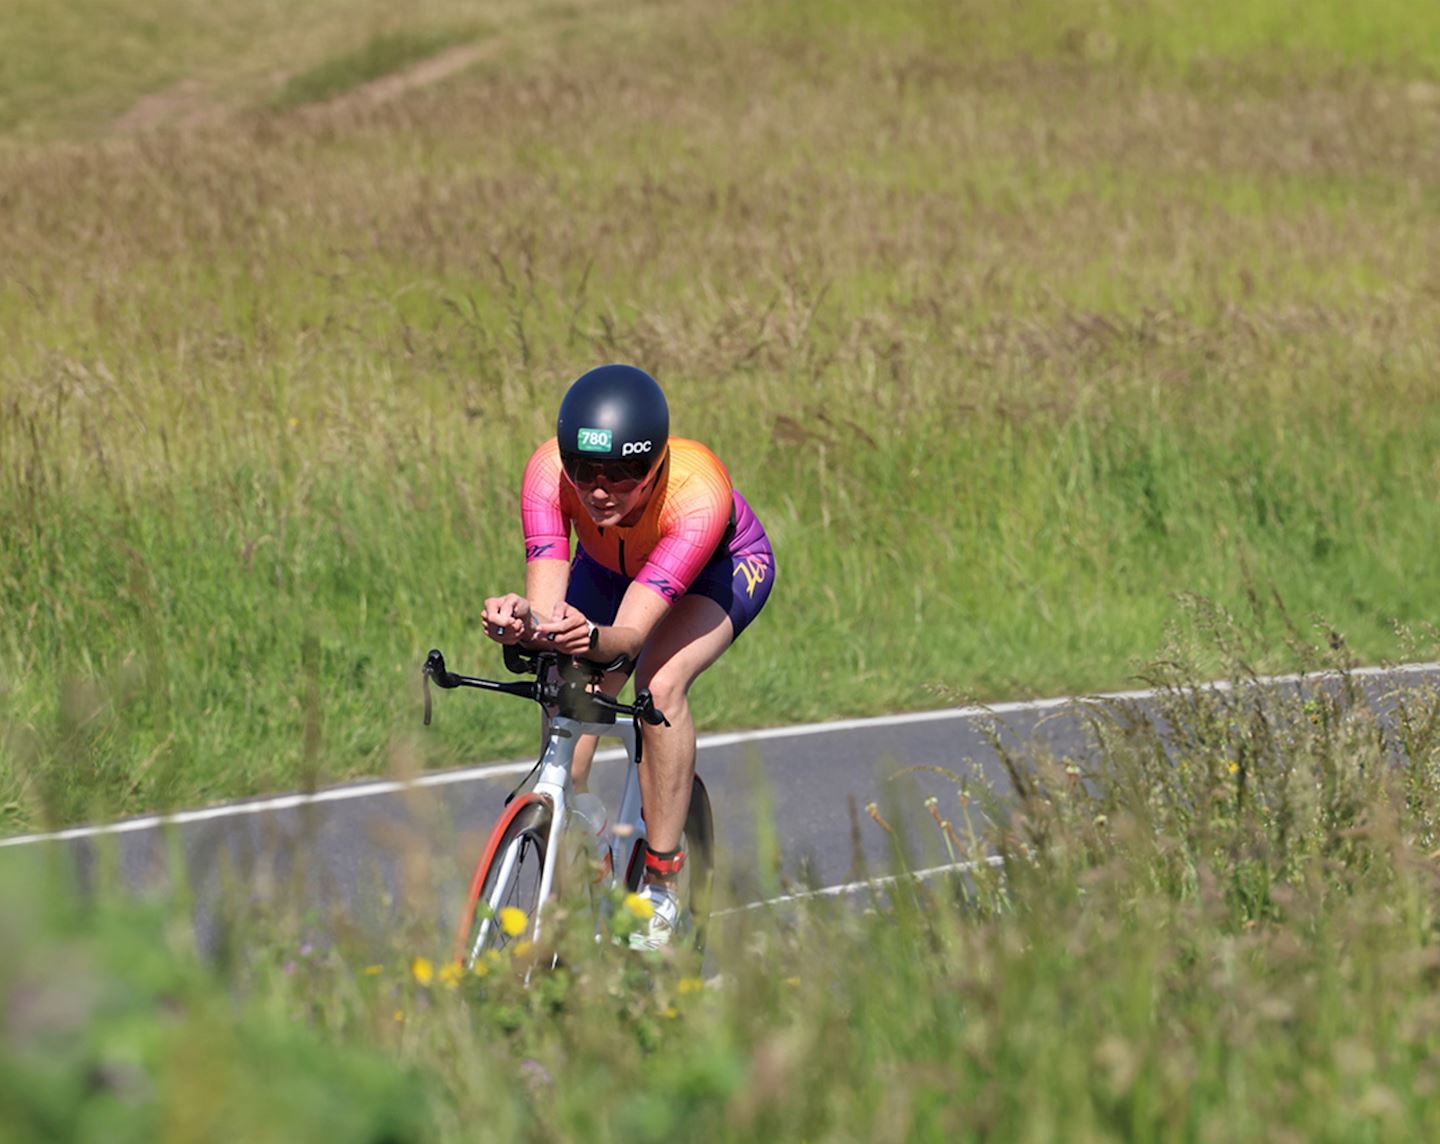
<box><xmin>566</xmin><ymin>491</ymin><xmax>775</xmax><ymax>641</ymax></box>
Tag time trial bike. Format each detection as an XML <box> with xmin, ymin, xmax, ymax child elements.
<box><xmin>422</xmin><ymin>644</ymin><xmax>715</xmax><ymax>964</ymax></box>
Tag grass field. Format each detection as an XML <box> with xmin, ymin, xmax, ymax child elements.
<box><xmin>2</xmin><ymin>0</ymin><xmax>1438</xmax><ymax>835</ymax></box>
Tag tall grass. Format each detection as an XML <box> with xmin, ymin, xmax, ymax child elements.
<box><xmin>3</xmin><ymin>0</ymin><xmax>1439</xmax><ymax>827</ymax></box>
<box><xmin>6</xmin><ymin>629</ymin><xmax>1439</xmax><ymax>1140</ymax></box>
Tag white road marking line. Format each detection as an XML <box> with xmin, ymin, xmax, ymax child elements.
<box><xmin>3</xmin><ymin>661</ymin><xmax>1435</xmax><ymax>850</ymax></box>
<box><xmin>715</xmin><ymin>855</ymin><xmax>1008</xmax><ymax>916</ymax></box>
<box><xmin>695</xmin><ymin>660</ymin><xmax>1440</xmax><ymax>748</ymax></box>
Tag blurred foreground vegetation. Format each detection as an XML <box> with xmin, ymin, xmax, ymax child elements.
<box><xmin>5</xmin><ymin>635</ymin><xmax>1440</xmax><ymax>1141</ymax></box>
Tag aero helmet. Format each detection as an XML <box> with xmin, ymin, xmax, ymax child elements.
<box><xmin>556</xmin><ymin>364</ymin><xmax>669</xmax><ymax>486</ymax></box>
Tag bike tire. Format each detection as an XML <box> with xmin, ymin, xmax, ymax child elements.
<box><xmin>685</xmin><ymin>774</ymin><xmax>717</xmax><ymax>953</ymax></box>
<box><xmin>456</xmin><ymin>799</ymin><xmax>553</xmax><ymax>965</ymax></box>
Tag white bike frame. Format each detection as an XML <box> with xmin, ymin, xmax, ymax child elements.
<box><xmin>467</xmin><ymin>713</ymin><xmax>649</xmax><ymax>961</ymax></box>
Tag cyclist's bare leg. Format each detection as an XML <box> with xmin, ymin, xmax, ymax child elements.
<box><xmin>570</xmin><ymin>735</ymin><xmax>598</xmax><ymax>792</ymax></box>
<box><xmin>632</xmin><ymin>595</ymin><xmax>734</xmax><ymax>854</ymax></box>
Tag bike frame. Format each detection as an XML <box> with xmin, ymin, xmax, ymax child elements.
<box><xmin>465</xmin><ymin>713</ymin><xmax>649</xmax><ymax>959</ymax></box>
<box><xmin>423</xmin><ymin>645</ymin><xmax>672</xmax><ymax>964</ymax></box>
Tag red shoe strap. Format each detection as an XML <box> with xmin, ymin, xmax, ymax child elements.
<box><xmin>643</xmin><ymin>847</ymin><xmax>686</xmax><ymax>877</ymax></box>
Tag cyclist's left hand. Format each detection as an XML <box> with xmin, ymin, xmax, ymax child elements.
<box><xmin>532</xmin><ymin>602</ymin><xmax>594</xmax><ymax>656</ymax></box>
<box><xmin>482</xmin><ymin>593</ymin><xmax>535</xmax><ymax>644</ymax></box>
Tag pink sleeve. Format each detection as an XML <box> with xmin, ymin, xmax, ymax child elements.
<box><xmin>633</xmin><ymin>471</ymin><xmax>732</xmax><ymax>604</ymax></box>
<box><xmin>520</xmin><ymin>440</ymin><xmax>571</xmax><ymax>563</ymax></box>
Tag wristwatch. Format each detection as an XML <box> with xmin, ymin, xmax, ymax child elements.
<box><xmin>585</xmin><ymin>619</ymin><xmax>599</xmax><ymax>652</ymax></box>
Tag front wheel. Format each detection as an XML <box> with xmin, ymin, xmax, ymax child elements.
<box><xmin>455</xmin><ymin>798</ymin><xmax>553</xmax><ymax>966</ymax></box>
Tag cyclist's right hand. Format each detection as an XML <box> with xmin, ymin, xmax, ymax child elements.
<box><xmin>482</xmin><ymin>593</ymin><xmax>536</xmax><ymax>645</ymax></box>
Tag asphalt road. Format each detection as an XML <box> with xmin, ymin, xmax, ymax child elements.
<box><xmin>5</xmin><ymin>662</ymin><xmax>1437</xmax><ymax>947</ymax></box>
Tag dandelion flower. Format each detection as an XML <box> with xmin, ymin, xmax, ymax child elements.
<box><xmin>678</xmin><ymin>976</ymin><xmax>705</xmax><ymax>995</ymax></box>
<box><xmin>623</xmin><ymin>892</ymin><xmax>654</xmax><ymax>920</ymax></box>
<box><xmin>1227</xmin><ymin>761</ymin><xmax>1240</xmax><ymax>775</ymax></box>
<box><xmin>513</xmin><ymin>940</ymin><xmax>535</xmax><ymax>957</ymax></box>
<box><xmin>499</xmin><ymin>907</ymin><xmax>528</xmax><ymax>937</ymax></box>
<box><xmin>472</xmin><ymin>960</ymin><xmax>491</xmax><ymax>979</ymax></box>
<box><xmin>660</xmin><ymin>1006</ymin><xmax>679</xmax><ymax>1020</ymax></box>
<box><xmin>411</xmin><ymin>957</ymin><xmax>435</xmax><ymax>986</ymax></box>
<box><xmin>439</xmin><ymin>962</ymin><xmax>463</xmax><ymax>990</ymax></box>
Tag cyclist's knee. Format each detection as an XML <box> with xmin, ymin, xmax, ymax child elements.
<box><xmin>639</xmin><ymin>670</ymin><xmax>690</xmax><ymax>718</ymax></box>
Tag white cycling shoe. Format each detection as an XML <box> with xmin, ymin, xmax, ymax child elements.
<box><xmin>628</xmin><ymin>883</ymin><xmax>683</xmax><ymax>951</ymax></box>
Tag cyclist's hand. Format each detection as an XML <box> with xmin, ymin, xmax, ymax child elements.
<box><xmin>532</xmin><ymin>602</ymin><xmax>593</xmax><ymax>655</ymax></box>
<box><xmin>482</xmin><ymin>593</ymin><xmax>535</xmax><ymax>645</ymax></box>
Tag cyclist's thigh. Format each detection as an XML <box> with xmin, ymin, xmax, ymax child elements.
<box><xmin>634</xmin><ymin>594</ymin><xmax>735</xmax><ymax>693</ymax></box>
<box><xmin>683</xmin><ymin>508</ymin><xmax>776</xmax><ymax>643</ymax></box>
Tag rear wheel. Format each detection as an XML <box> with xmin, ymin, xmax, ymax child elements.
<box><xmin>626</xmin><ymin>775</ymin><xmax>716</xmax><ymax>952</ymax></box>
<box><xmin>684</xmin><ymin>774</ymin><xmax>716</xmax><ymax>952</ymax></box>
<box><xmin>457</xmin><ymin>801</ymin><xmax>552</xmax><ymax>966</ymax></box>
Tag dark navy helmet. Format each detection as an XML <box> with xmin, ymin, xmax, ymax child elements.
<box><xmin>557</xmin><ymin>364</ymin><xmax>669</xmax><ymax>486</ymax></box>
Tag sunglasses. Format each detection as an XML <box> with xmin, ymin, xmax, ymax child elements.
<box><xmin>561</xmin><ymin>452</ymin><xmax>655</xmax><ymax>490</ymax></box>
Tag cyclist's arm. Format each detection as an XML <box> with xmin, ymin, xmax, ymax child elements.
<box><xmin>523</xmin><ymin>558</ymin><xmax>571</xmax><ymax>639</ymax></box>
<box><xmin>514</xmin><ymin>439</ymin><xmax>573</xmax><ymax>644</ymax></box>
<box><xmin>593</xmin><ymin>584</ymin><xmax>670</xmax><ymax>661</ymax></box>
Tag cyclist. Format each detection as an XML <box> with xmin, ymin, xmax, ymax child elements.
<box><xmin>482</xmin><ymin>363</ymin><xmax>776</xmax><ymax>949</ymax></box>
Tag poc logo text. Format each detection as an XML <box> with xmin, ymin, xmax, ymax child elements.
<box><xmin>621</xmin><ymin>440</ymin><xmax>653</xmax><ymax>456</ymax></box>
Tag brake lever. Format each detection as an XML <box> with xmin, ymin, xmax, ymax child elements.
<box><xmin>422</xmin><ymin>648</ymin><xmax>456</xmax><ymax>726</ymax></box>
<box><xmin>632</xmin><ymin>689</ymin><xmax>670</xmax><ymax>728</ymax></box>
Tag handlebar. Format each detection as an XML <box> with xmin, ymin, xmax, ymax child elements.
<box><xmin>421</xmin><ymin>648</ymin><xmax>670</xmax><ymax>728</ymax></box>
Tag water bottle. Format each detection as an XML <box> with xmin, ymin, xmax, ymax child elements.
<box><xmin>570</xmin><ymin>792</ymin><xmax>611</xmax><ymax>883</ymax></box>
<box><xmin>571</xmin><ymin>791</ymin><xmax>608</xmax><ymax>839</ymax></box>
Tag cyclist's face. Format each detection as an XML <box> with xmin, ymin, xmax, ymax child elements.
<box><xmin>563</xmin><ymin>451</ymin><xmax>661</xmax><ymax>524</ymax></box>
<box><xmin>571</xmin><ymin>469</ymin><xmax>654</xmax><ymax>525</ymax></box>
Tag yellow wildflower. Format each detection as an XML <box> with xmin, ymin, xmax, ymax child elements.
<box><xmin>439</xmin><ymin>962</ymin><xmax>463</xmax><ymax>990</ymax></box>
<box><xmin>623</xmin><ymin>892</ymin><xmax>655</xmax><ymax>920</ymax></box>
<box><xmin>393</xmin><ymin>1010</ymin><xmax>405</xmax><ymax>1023</ymax></box>
<box><xmin>513</xmin><ymin>940</ymin><xmax>535</xmax><ymax>958</ymax></box>
<box><xmin>362</xmin><ymin>964</ymin><xmax>383</xmax><ymax>976</ymax></box>
<box><xmin>499</xmin><ymin>907</ymin><xmax>528</xmax><ymax>937</ymax></box>
<box><xmin>411</xmin><ymin>957</ymin><xmax>435</xmax><ymax>986</ymax></box>
<box><xmin>784</xmin><ymin>976</ymin><xmax>802</xmax><ymax>988</ymax></box>
<box><xmin>660</xmin><ymin>1006</ymin><xmax>679</xmax><ymax>1020</ymax></box>
<box><xmin>1227</xmin><ymin>761</ymin><xmax>1240</xmax><ymax>775</ymax></box>
<box><xmin>472</xmin><ymin>960</ymin><xmax>490</xmax><ymax>979</ymax></box>
<box><xmin>678</xmin><ymin>976</ymin><xmax>705</xmax><ymax>995</ymax></box>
